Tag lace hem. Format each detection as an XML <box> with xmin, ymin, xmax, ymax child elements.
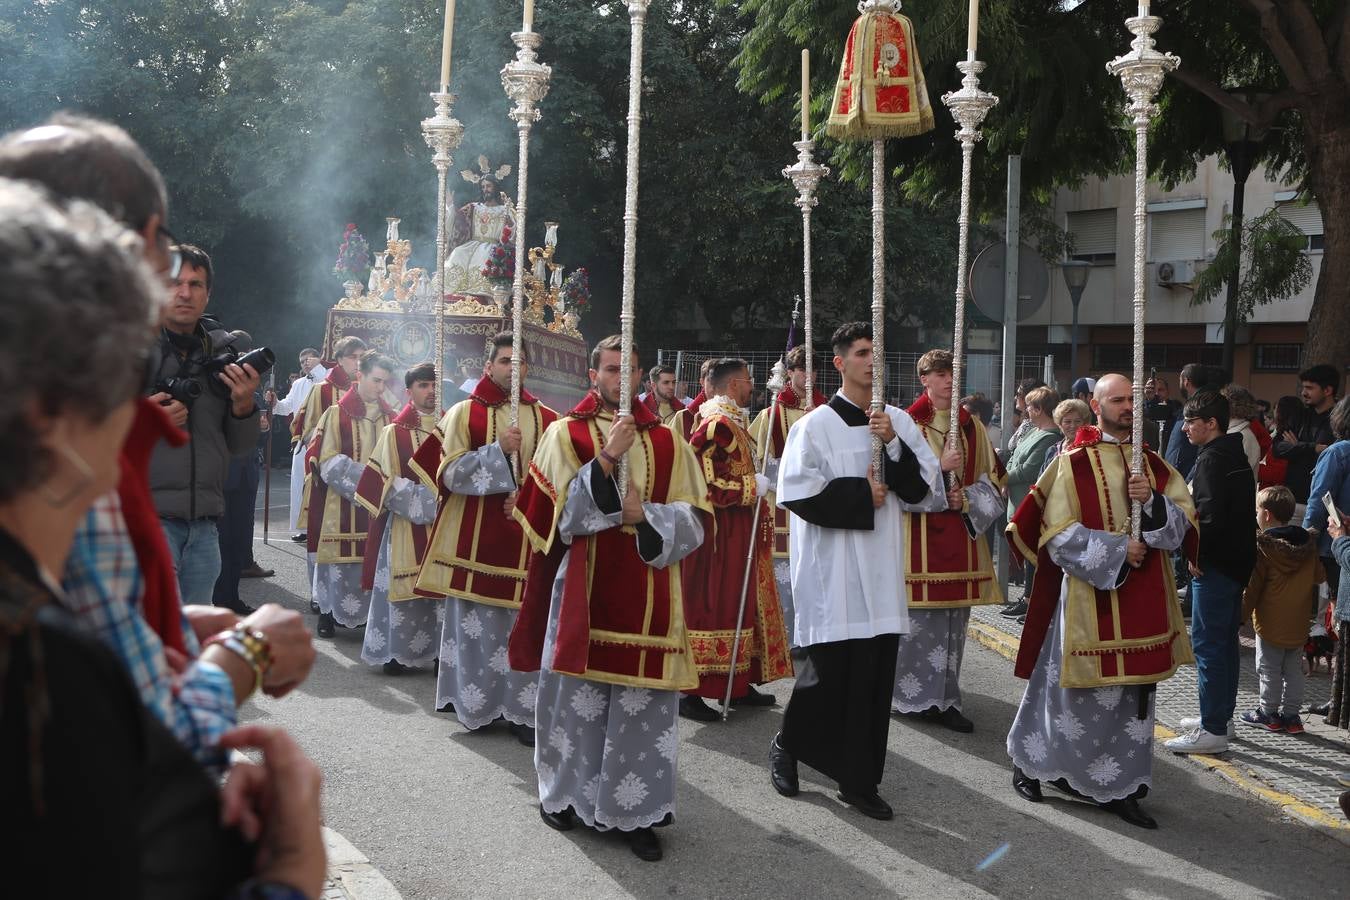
<box><xmin>541</xmin><ymin>795</ymin><xmax>676</xmax><ymax>833</ymax></box>
<box><xmin>360</xmin><ymin>646</ymin><xmax>439</xmax><ymax>667</ymax></box>
<box><xmin>328</xmin><ymin>601</ymin><xmax>372</xmax><ymax>628</ymax></box>
<box><xmin>445</xmin><ymin>700</ymin><xmax>534</xmax><ymax>731</ymax></box>
<box><xmin>1006</xmin><ymin>746</ymin><xmax>1152</xmax><ymax>804</ymax></box>
<box><xmin>891</xmin><ymin>698</ymin><xmax>961</xmax><ymax>714</ymax></box>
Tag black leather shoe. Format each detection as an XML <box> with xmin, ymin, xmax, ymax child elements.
<box><xmin>836</xmin><ymin>789</ymin><xmax>893</xmax><ymax>820</ymax></box>
<box><xmin>510</xmin><ymin>722</ymin><xmax>536</xmax><ymax>747</ymax></box>
<box><xmin>317</xmin><ymin>612</ymin><xmax>335</xmax><ymax>638</ymax></box>
<box><xmin>539</xmin><ymin>804</ymin><xmax>575</xmax><ymax>832</ymax></box>
<box><xmin>290</xmin><ymin>532</ymin><xmax>307</xmax><ymax>543</ymax></box>
<box><xmin>769</xmin><ymin>733</ymin><xmax>799</xmax><ymax>797</ymax></box>
<box><xmin>1001</xmin><ymin>599</ymin><xmax>1028</xmax><ymax>618</ymax></box>
<box><xmin>1309</xmin><ymin>701</ymin><xmax>1331</xmax><ymax>716</ymax></box>
<box><xmin>1102</xmin><ymin>797</ymin><xmax>1157</xmax><ymax>829</ymax></box>
<box><xmin>437</xmin><ymin>701</ymin><xmax>456</xmax><ymax>714</ymax></box>
<box><xmin>240</xmin><ymin>563</ymin><xmax>274</xmax><ymax>579</ymax></box>
<box><xmin>1048</xmin><ymin>777</ymin><xmax>1090</xmax><ymax>801</ymax></box>
<box><xmin>627</xmin><ymin>827</ymin><xmax>663</xmax><ymax>862</ymax></box>
<box><xmin>678</xmin><ymin>695</ymin><xmax>721</xmax><ymax>722</ymax></box>
<box><xmin>309</xmin><ymin>600</ymin><xmax>320</xmax><ymax>615</ymax></box>
<box><xmin>895</xmin><ymin>705</ymin><xmax>941</xmax><ymax>721</ymax></box>
<box><xmin>732</xmin><ymin>685</ymin><xmax>776</xmax><ymax>707</ymax></box>
<box><xmin>382</xmin><ymin>660</ymin><xmax>408</xmax><ymax>676</ymax></box>
<box><xmin>1012</xmin><ymin>767</ymin><xmax>1042</xmax><ymax>802</ymax></box>
<box><xmin>937</xmin><ymin>707</ymin><xmax>974</xmax><ymax>733</ymax></box>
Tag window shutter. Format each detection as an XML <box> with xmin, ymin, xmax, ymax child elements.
<box><xmin>1278</xmin><ymin>200</ymin><xmax>1324</xmax><ymax>235</ymax></box>
<box><xmin>1148</xmin><ymin>207</ymin><xmax>1206</xmax><ymax>261</ymax></box>
<box><xmin>1066</xmin><ymin>209</ymin><xmax>1116</xmax><ymax>256</ymax></box>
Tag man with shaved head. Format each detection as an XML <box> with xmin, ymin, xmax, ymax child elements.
<box><xmin>1005</xmin><ymin>373</ymin><xmax>1197</xmax><ymax>829</ymax></box>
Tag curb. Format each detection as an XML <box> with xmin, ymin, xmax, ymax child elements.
<box><xmin>323</xmin><ymin>827</ymin><xmax>403</xmax><ymax>900</ymax></box>
<box><xmin>965</xmin><ymin>619</ymin><xmax>1350</xmax><ymax>842</ymax></box>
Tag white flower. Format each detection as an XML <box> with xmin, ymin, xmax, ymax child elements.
<box><xmin>1125</xmin><ymin>716</ymin><xmax>1153</xmax><ymax>745</ymax></box>
<box><xmin>582</xmin><ymin>509</ymin><xmax>610</xmax><ymax>533</ymax></box>
<box><xmin>407</xmin><ymin>629</ymin><xmax>432</xmax><ymax>655</ymax></box>
<box><xmin>570</xmin><ymin>683</ymin><xmax>609</xmax><ymax>722</ymax></box>
<box><xmin>439</xmin><ymin>638</ymin><xmax>458</xmax><ymax>666</ymax></box>
<box><xmin>897</xmin><ymin>673</ymin><xmax>923</xmax><ymax>699</ymax></box>
<box><xmin>487</xmin><ymin>646</ymin><xmax>511</xmax><ymax>674</ymax></box>
<box><xmin>471</xmin><ymin>467</ymin><xmax>493</xmax><ymax>494</ymax></box>
<box><xmin>613</xmin><ymin>772</ymin><xmax>650</xmax><ymax>811</ymax></box>
<box><xmin>1046</xmin><ymin>659</ymin><xmax>1060</xmax><ymax>685</ymax></box>
<box><xmin>1094</xmin><ymin>686</ymin><xmax>1123</xmax><ymax>710</ymax></box>
<box><xmin>774</xmin><ymin>560</ymin><xmax>791</xmax><ymax>585</ymax></box>
<box><xmin>458</xmin><ymin>682</ymin><xmax>487</xmax><ymax>713</ymax></box>
<box><xmin>926</xmin><ymin>646</ymin><xmax>949</xmax><ymax>671</ymax></box>
<box><xmin>387</xmin><ymin>604</ymin><xmax>405</xmax><ymax>629</ymax></box>
<box><xmin>461</xmin><ymin>609</ymin><xmax>484</xmax><ymax>639</ymax></box>
<box><xmin>1054</xmin><ymin>709</ymin><xmax>1086</xmax><ymax>742</ymax></box>
<box><xmin>516</xmin><ymin>682</ymin><xmax>538</xmax><ymax>712</ymax></box>
<box><xmin>1082</xmin><ymin>537</ymin><xmax>1109</xmax><ymax>572</ymax></box>
<box><xmin>1086</xmin><ymin>754</ymin><xmax>1122</xmax><ymax>785</ymax></box>
<box><xmin>365</xmin><ymin>629</ymin><xmax>387</xmax><ymax>652</ymax></box>
<box><xmin>618</xmin><ymin>687</ymin><xmax>653</xmax><ymax>716</ymax></box>
<box><xmin>581</xmin><ymin>775</ymin><xmax>602</xmax><ymax>805</ymax></box>
<box><xmin>548</xmin><ymin>726</ymin><xmax>574</xmax><ymax>762</ymax></box>
<box><xmin>655</xmin><ymin>725</ymin><xmax>678</xmax><ymax>763</ymax></box>
<box><xmin>341</xmin><ymin>592</ymin><xmax>363</xmax><ymax>616</ymax></box>
<box><xmin>1021</xmin><ymin>731</ymin><xmax>1049</xmax><ymax>763</ymax></box>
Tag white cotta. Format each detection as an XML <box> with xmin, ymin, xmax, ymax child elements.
<box><xmin>776</xmin><ymin>393</ymin><xmax>942</xmax><ymax>646</ymax></box>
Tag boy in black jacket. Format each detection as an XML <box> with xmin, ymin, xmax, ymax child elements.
<box><xmin>1165</xmin><ymin>390</ymin><xmax>1257</xmax><ymax>755</ymax></box>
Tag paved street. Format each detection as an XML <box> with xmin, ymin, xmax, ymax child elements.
<box><xmin>243</xmin><ymin>488</ymin><xmax>1347</xmax><ymax>899</ymax></box>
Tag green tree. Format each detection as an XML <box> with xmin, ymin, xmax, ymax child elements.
<box><xmin>1189</xmin><ymin>209</ymin><xmax>1313</xmax><ymax>336</ymax></box>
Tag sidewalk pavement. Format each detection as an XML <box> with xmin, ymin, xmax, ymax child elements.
<box><xmin>322</xmin><ymin>828</ymin><xmax>403</xmax><ymax>900</ymax></box>
<box><xmin>969</xmin><ymin>585</ymin><xmax>1350</xmax><ymax>838</ymax></box>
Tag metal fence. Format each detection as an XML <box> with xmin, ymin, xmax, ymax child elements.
<box><xmin>655</xmin><ymin>348</ymin><xmax>1050</xmax><ymax>419</ymax></box>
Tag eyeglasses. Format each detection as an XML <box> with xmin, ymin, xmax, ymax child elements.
<box><xmin>157</xmin><ymin>224</ymin><xmax>183</xmax><ymax>280</ymax></box>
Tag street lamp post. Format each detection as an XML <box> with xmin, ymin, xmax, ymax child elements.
<box><xmin>1218</xmin><ymin>91</ymin><xmax>1270</xmax><ymax>379</ymax></box>
<box><xmin>1061</xmin><ymin>259</ymin><xmax>1092</xmax><ymax>378</ymax></box>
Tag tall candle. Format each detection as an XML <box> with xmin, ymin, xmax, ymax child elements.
<box><xmin>1138</xmin><ymin>2</ymin><xmax>1150</xmax><ymax>16</ymax></box>
<box><xmin>524</xmin><ymin>0</ymin><xmax>534</xmax><ymax>31</ymax></box>
<box><xmin>439</xmin><ymin>0</ymin><xmax>455</xmax><ymax>91</ymax></box>
<box><xmin>800</xmin><ymin>49</ymin><xmax>810</xmax><ymax>139</ymax></box>
<box><xmin>967</xmin><ymin>0</ymin><xmax>979</xmax><ymax>57</ymax></box>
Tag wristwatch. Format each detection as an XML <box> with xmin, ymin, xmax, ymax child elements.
<box><xmin>204</xmin><ymin>624</ymin><xmax>274</xmax><ymax>699</ymax></box>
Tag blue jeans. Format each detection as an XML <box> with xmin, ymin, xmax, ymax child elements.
<box><xmin>1190</xmin><ymin>569</ymin><xmax>1243</xmax><ymax>735</ymax></box>
<box><xmin>160</xmin><ymin>517</ymin><xmax>222</xmax><ymax>606</ymax></box>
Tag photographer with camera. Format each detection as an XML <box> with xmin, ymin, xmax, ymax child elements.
<box><xmin>149</xmin><ymin>244</ymin><xmax>268</xmax><ymax>606</ymax></box>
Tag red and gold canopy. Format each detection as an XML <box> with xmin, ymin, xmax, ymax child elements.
<box><xmin>826</xmin><ymin>1</ymin><xmax>934</xmax><ymax>141</ymax></box>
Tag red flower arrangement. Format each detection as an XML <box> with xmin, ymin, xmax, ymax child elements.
<box><xmin>481</xmin><ymin>225</ymin><xmax>515</xmax><ymax>283</ymax></box>
<box><xmin>333</xmin><ymin>223</ymin><xmax>371</xmax><ymax>283</ymax></box>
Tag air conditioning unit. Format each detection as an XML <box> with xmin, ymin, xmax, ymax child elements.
<box><xmin>1156</xmin><ymin>260</ymin><xmax>1195</xmax><ymax>287</ymax></box>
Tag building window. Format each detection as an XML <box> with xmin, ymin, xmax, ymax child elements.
<box><xmin>1092</xmin><ymin>343</ymin><xmax>1223</xmax><ymax>371</ymax></box>
<box><xmin>1066</xmin><ymin>208</ymin><xmax>1117</xmax><ymax>264</ymax></box>
<box><xmin>1277</xmin><ymin>199</ymin><xmax>1323</xmax><ymax>253</ymax></box>
<box><xmin>1148</xmin><ymin>207</ymin><xmax>1207</xmax><ymax>261</ymax></box>
<box><xmin>1254</xmin><ymin>343</ymin><xmax>1303</xmax><ymax>372</ymax></box>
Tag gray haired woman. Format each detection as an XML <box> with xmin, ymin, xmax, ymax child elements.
<box><xmin>0</xmin><ymin>180</ymin><xmax>324</xmax><ymax>899</ymax></box>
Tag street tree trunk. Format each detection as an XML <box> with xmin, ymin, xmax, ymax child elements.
<box><xmin>1300</xmin><ymin>111</ymin><xmax>1350</xmax><ymax>376</ymax></box>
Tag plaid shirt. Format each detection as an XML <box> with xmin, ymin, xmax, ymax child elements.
<box><xmin>61</xmin><ymin>491</ymin><xmax>235</xmax><ymax>775</ymax></box>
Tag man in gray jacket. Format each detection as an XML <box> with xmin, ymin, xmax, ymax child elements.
<box><xmin>148</xmin><ymin>244</ymin><xmax>262</xmax><ymax>605</ymax></box>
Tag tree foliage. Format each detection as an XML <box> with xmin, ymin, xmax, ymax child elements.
<box><xmin>1190</xmin><ymin>210</ymin><xmax>1313</xmax><ymax>324</ymax></box>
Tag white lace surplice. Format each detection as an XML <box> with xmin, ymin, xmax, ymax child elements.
<box><xmin>535</xmin><ymin>463</ymin><xmax>704</xmax><ymax>831</ymax></box>
<box><xmin>435</xmin><ymin>440</ymin><xmax>537</xmax><ymax>728</ymax></box>
<box><xmin>314</xmin><ymin>453</ymin><xmax>372</xmax><ymax>627</ymax></box>
<box><xmin>361</xmin><ymin>480</ymin><xmax>443</xmax><ymax>667</ymax></box>
<box><xmin>1006</xmin><ymin>494</ymin><xmax>1190</xmax><ymax>802</ymax></box>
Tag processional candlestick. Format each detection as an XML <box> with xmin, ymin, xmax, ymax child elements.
<box><xmin>782</xmin><ymin>139</ymin><xmax>829</xmax><ymax>411</ymax></box>
<box><xmin>502</xmin><ymin>22</ymin><xmax>552</xmax><ymax>476</ymax></box>
<box><xmin>421</xmin><ymin>92</ymin><xmax>466</xmax><ymax>412</ymax></box>
<box><xmin>1107</xmin><ymin>8</ymin><xmax>1178</xmax><ymax>538</ymax></box>
<box><xmin>615</xmin><ymin>0</ymin><xmax>651</xmax><ymax>497</ymax></box>
<box><xmin>939</xmin><ymin>55</ymin><xmax>998</xmax><ymax>483</ymax></box>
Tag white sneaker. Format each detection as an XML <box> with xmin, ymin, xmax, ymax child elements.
<box><xmin>1165</xmin><ymin>726</ymin><xmax>1229</xmax><ymax>755</ymax></box>
<box><xmin>1178</xmin><ymin>716</ymin><xmax>1235</xmax><ymax>738</ymax></box>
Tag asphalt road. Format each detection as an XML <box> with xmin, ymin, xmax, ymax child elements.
<box><xmin>241</xmin><ymin>501</ymin><xmax>1345</xmax><ymax>900</ymax></box>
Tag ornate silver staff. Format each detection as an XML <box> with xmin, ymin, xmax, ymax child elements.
<box><xmin>783</xmin><ymin>140</ymin><xmax>828</xmax><ymax>410</ymax></box>
<box><xmin>940</xmin><ymin>55</ymin><xmax>998</xmax><ymax>482</ymax></box>
<box><xmin>615</xmin><ymin>0</ymin><xmax>650</xmax><ymax>496</ymax></box>
<box><xmin>1107</xmin><ymin>5</ymin><xmax>1178</xmax><ymax>538</ymax></box>
<box><xmin>421</xmin><ymin>92</ymin><xmax>466</xmax><ymax>412</ymax></box>
<box><xmin>501</xmin><ymin>23</ymin><xmax>552</xmax><ymax>476</ymax></box>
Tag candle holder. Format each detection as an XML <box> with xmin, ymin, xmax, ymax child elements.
<box><xmin>501</xmin><ymin>28</ymin><xmax>552</xmax><ymax>465</ymax></box>
<box><xmin>782</xmin><ymin>139</ymin><xmax>829</xmax><ymax>410</ymax></box>
<box><xmin>421</xmin><ymin>91</ymin><xmax>466</xmax><ymax>411</ymax></box>
<box><xmin>940</xmin><ymin>58</ymin><xmax>998</xmax><ymax>481</ymax></box>
<box><xmin>615</xmin><ymin>0</ymin><xmax>651</xmax><ymax>497</ymax></box>
<box><xmin>1107</xmin><ymin>11</ymin><xmax>1178</xmax><ymax>538</ymax></box>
